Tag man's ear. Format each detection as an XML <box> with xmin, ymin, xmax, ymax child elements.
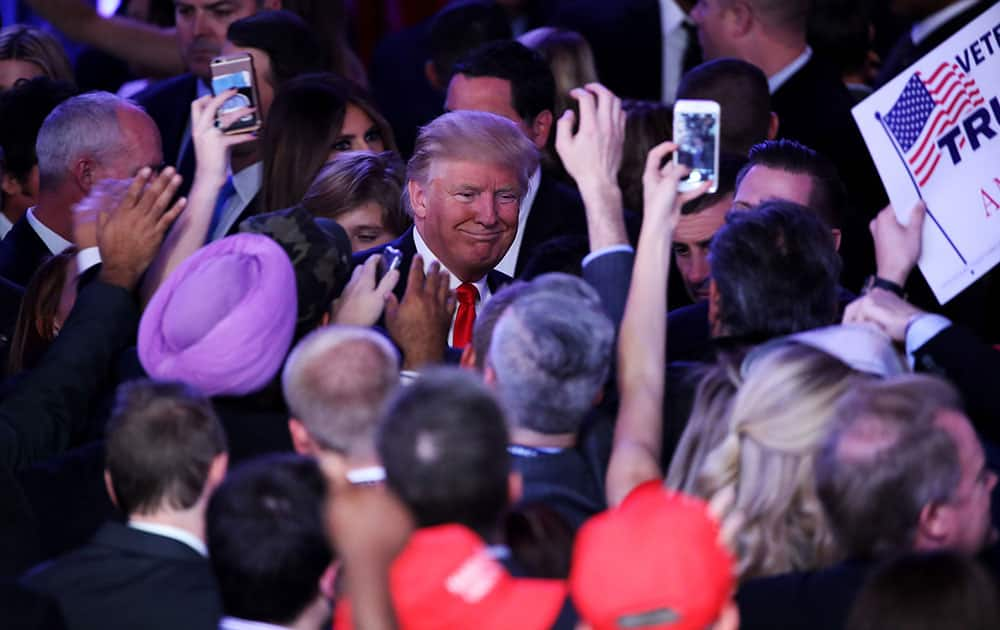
<box><xmin>424</xmin><ymin>60</ymin><xmax>443</xmax><ymax>91</ymax></box>
<box><xmin>319</xmin><ymin>563</ymin><xmax>337</xmax><ymax>600</ymax></box>
<box><xmin>767</xmin><ymin>111</ymin><xmax>779</xmax><ymax>140</ymax></box>
<box><xmin>207</xmin><ymin>453</ymin><xmax>228</xmax><ymax>491</ymax></box>
<box><xmin>408</xmin><ymin>179</ymin><xmax>429</xmax><ymax>221</ymax></box>
<box><xmin>103</xmin><ymin>470</ymin><xmax>119</xmax><ymax>509</ymax></box>
<box><xmin>1</xmin><ymin>171</ymin><xmax>24</xmax><ymax>197</ymax></box>
<box><xmin>71</xmin><ymin>158</ymin><xmax>96</xmax><ymax>193</ymax></box>
<box><xmin>508</xmin><ymin>471</ymin><xmax>523</xmax><ymax>504</ymax></box>
<box><xmin>530</xmin><ymin>110</ymin><xmax>554</xmax><ymax>149</ymax></box>
<box><xmin>727</xmin><ymin>0</ymin><xmax>754</xmax><ymax>36</ymax></box>
<box><xmin>289</xmin><ymin>418</ymin><xmax>316</xmax><ymax>456</ymax></box>
<box><xmin>830</xmin><ymin>228</ymin><xmax>842</xmax><ymax>251</ymax></box>
<box><xmin>914</xmin><ymin>501</ymin><xmax>953</xmax><ymax>550</ymax></box>
<box><xmin>708</xmin><ymin>279</ymin><xmax>723</xmax><ymax>337</ymax></box>
<box><xmin>263</xmin><ymin>0</ymin><xmax>281</xmax><ymax>9</ymax></box>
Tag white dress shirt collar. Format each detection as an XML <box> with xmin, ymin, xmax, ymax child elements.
<box><xmin>659</xmin><ymin>0</ymin><xmax>691</xmax><ymax>103</ymax></box>
<box><xmin>219</xmin><ymin>617</ymin><xmax>291</xmax><ymax>630</ymax></box>
<box><xmin>0</xmin><ymin>212</ymin><xmax>13</xmax><ymax>240</ymax></box>
<box><xmin>494</xmin><ymin>167</ymin><xmax>540</xmax><ymax>277</ymax></box>
<box><xmin>26</xmin><ymin>206</ymin><xmax>72</xmax><ymax>255</ymax></box>
<box><xmin>911</xmin><ymin>0</ymin><xmax>979</xmax><ymax>45</ymax></box>
<box><xmin>128</xmin><ymin>520</ymin><xmax>208</xmax><ymax>557</ymax></box>
<box><xmin>768</xmin><ymin>46</ymin><xmax>813</xmax><ymax>94</ymax></box>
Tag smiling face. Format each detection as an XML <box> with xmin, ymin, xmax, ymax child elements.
<box><xmin>409</xmin><ymin>158</ymin><xmax>521</xmax><ymax>282</ymax></box>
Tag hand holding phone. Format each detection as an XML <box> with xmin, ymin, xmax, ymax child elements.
<box><xmin>673</xmin><ymin>99</ymin><xmax>721</xmax><ymax>194</ymax></box>
<box><xmin>377</xmin><ymin>245</ymin><xmax>403</xmax><ymax>282</ymax></box>
<box><xmin>210</xmin><ymin>53</ymin><xmax>262</xmax><ymax>135</ymax></box>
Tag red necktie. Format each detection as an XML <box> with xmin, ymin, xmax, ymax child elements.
<box><xmin>453</xmin><ymin>283</ymin><xmax>479</xmax><ymax>349</ymax></box>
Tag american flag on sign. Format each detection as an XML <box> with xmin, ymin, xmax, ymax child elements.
<box><xmin>882</xmin><ymin>61</ymin><xmax>984</xmax><ymax>187</ymax></box>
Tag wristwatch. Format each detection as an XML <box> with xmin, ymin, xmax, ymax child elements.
<box><xmin>863</xmin><ymin>275</ymin><xmax>905</xmax><ymax>298</ymax></box>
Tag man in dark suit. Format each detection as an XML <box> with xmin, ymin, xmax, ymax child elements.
<box><xmin>446</xmin><ymin>40</ymin><xmax>588</xmax><ymax>278</ymax></box>
<box><xmin>876</xmin><ymin>0</ymin><xmax>992</xmax><ymax>87</ymax></box>
<box><xmin>737</xmin><ymin>375</ymin><xmax>997</xmax><ymax>630</ymax></box>
<box><xmin>0</xmin><ymin>93</ymin><xmax>162</xmax><ymax>286</ymax></box>
<box><xmin>487</xmin><ymin>287</ymin><xmax>612</xmax><ymax>530</ymax></box>
<box><xmin>133</xmin><ymin>0</ymin><xmax>276</xmax><ymax>188</ymax></box>
<box><xmin>207</xmin><ymin>455</ymin><xmax>333</xmax><ymax>630</ymax></box>
<box><xmin>551</xmin><ymin>0</ymin><xmax>701</xmax><ymax>102</ymax></box>
<box><xmin>354</xmin><ymin>109</ymin><xmax>539</xmax><ymax>355</ymax></box>
<box><xmin>691</xmin><ymin>0</ymin><xmax>886</xmax><ymax>225</ymax></box>
<box><xmin>22</xmin><ymin>380</ymin><xmax>228</xmax><ymax>630</ymax></box>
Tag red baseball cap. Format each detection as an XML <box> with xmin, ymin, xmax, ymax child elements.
<box><xmin>335</xmin><ymin>524</ymin><xmax>567</xmax><ymax>630</ymax></box>
<box><xmin>570</xmin><ymin>481</ymin><xmax>735</xmax><ymax>630</ymax></box>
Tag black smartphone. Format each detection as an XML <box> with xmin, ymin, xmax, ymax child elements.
<box><xmin>376</xmin><ymin>245</ymin><xmax>402</xmax><ymax>282</ymax></box>
<box><xmin>210</xmin><ymin>53</ymin><xmax>262</xmax><ymax>135</ymax></box>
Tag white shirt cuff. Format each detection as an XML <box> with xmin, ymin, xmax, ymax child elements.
<box><xmin>76</xmin><ymin>246</ymin><xmax>102</xmax><ymax>276</ymax></box>
<box><xmin>582</xmin><ymin>244</ymin><xmax>635</xmax><ymax>268</ymax></box>
<box><xmin>905</xmin><ymin>313</ymin><xmax>952</xmax><ymax>366</ymax></box>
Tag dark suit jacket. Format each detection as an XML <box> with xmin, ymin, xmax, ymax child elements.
<box><xmin>0</xmin><ymin>215</ymin><xmax>51</xmax><ymax>287</ymax></box>
<box><xmin>0</xmin><ymin>276</ymin><xmax>23</xmax><ymax>376</ymax></box>
<box><xmin>876</xmin><ymin>1</ymin><xmax>992</xmax><ymax>87</ymax></box>
<box><xmin>0</xmin><ymin>280</ymin><xmax>138</xmax><ymax>472</ymax></box>
<box><xmin>913</xmin><ymin>324</ymin><xmax>1000</xmax><ymax>443</ymax></box>
<box><xmin>511</xmin><ymin>447</ymin><xmax>606</xmax><ymax>531</ymax></box>
<box><xmin>23</xmin><ymin>521</ymin><xmax>221</xmax><ymax>630</ymax></box>
<box><xmin>736</xmin><ymin>560</ymin><xmax>871</xmax><ymax>630</ymax></box>
<box><xmin>0</xmin><ymin>581</ymin><xmax>66</xmax><ymax>630</ymax></box>
<box><xmin>516</xmin><ymin>174</ymin><xmax>589</xmax><ymax>278</ymax></box>
<box><xmin>134</xmin><ymin>74</ymin><xmax>200</xmax><ymax>194</ymax></box>
<box><xmin>771</xmin><ymin>55</ymin><xmax>884</xmax><ymax>291</ymax></box>
<box><xmin>551</xmin><ymin>0</ymin><xmax>664</xmax><ymax>101</ymax></box>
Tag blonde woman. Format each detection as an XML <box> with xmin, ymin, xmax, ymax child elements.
<box><xmin>519</xmin><ymin>27</ymin><xmax>599</xmax><ymax>119</ymax></box>
<box><xmin>667</xmin><ymin>342</ymin><xmax>872</xmax><ymax>582</ymax></box>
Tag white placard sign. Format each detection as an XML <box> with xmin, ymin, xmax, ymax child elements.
<box><xmin>852</xmin><ymin>5</ymin><xmax>1000</xmax><ymax>304</ymax></box>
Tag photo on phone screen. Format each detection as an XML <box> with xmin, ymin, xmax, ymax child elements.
<box><xmin>210</xmin><ymin>55</ymin><xmax>260</xmax><ymax>134</ymax></box>
<box><xmin>674</xmin><ymin>101</ymin><xmax>720</xmax><ymax>193</ymax></box>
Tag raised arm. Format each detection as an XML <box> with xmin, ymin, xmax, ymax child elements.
<box><xmin>605</xmin><ymin>143</ymin><xmax>708</xmax><ymax>507</ymax></box>
<box><xmin>24</xmin><ymin>0</ymin><xmax>184</xmax><ymax>76</ymax></box>
<box><xmin>0</xmin><ymin>168</ymin><xmax>184</xmax><ymax>470</ymax></box>
<box><xmin>141</xmin><ymin>91</ymin><xmax>254</xmax><ymax>303</ymax></box>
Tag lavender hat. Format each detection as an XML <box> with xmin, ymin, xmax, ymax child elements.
<box><xmin>139</xmin><ymin>234</ymin><xmax>298</xmax><ymax>397</ymax></box>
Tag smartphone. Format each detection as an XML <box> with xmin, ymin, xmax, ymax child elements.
<box><xmin>376</xmin><ymin>245</ymin><xmax>402</xmax><ymax>282</ymax></box>
<box><xmin>210</xmin><ymin>53</ymin><xmax>261</xmax><ymax>135</ymax></box>
<box><xmin>673</xmin><ymin>99</ymin><xmax>721</xmax><ymax>193</ymax></box>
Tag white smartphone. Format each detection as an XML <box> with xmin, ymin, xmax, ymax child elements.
<box><xmin>673</xmin><ymin>99</ymin><xmax>721</xmax><ymax>193</ymax></box>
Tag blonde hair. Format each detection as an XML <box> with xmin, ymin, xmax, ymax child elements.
<box><xmin>0</xmin><ymin>25</ymin><xmax>74</xmax><ymax>86</ymax></box>
<box><xmin>518</xmin><ymin>27</ymin><xmax>598</xmax><ymax>118</ymax></box>
<box><xmin>668</xmin><ymin>342</ymin><xmax>871</xmax><ymax>582</ymax></box>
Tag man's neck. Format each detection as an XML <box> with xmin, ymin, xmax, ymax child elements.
<box><xmin>34</xmin><ymin>190</ymin><xmax>76</xmax><ymax>242</ymax></box>
<box><xmin>129</xmin><ymin>507</ymin><xmax>206</xmax><ymax>545</ymax></box>
<box><xmin>509</xmin><ymin>427</ymin><xmax>576</xmax><ymax>449</ymax></box>
<box><xmin>745</xmin><ymin>40</ymin><xmax>808</xmax><ymax>79</ymax></box>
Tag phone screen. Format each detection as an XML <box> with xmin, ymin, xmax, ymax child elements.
<box><xmin>211</xmin><ymin>63</ymin><xmax>258</xmax><ymax>133</ymax></box>
<box><xmin>675</xmin><ymin>110</ymin><xmax>719</xmax><ymax>189</ymax></box>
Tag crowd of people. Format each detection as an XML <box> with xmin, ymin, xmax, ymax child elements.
<box><xmin>0</xmin><ymin>0</ymin><xmax>998</xmax><ymax>629</ymax></box>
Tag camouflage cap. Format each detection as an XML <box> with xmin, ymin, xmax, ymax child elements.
<box><xmin>239</xmin><ymin>205</ymin><xmax>353</xmax><ymax>338</ymax></box>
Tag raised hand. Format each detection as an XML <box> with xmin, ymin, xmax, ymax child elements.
<box><xmin>331</xmin><ymin>254</ymin><xmax>401</xmax><ymax>327</ymax></box>
<box><xmin>871</xmin><ymin>200</ymin><xmax>926</xmax><ymax>285</ymax></box>
<box><xmin>384</xmin><ymin>255</ymin><xmax>456</xmax><ymax>370</ymax></box>
<box><xmin>99</xmin><ymin>167</ymin><xmax>185</xmax><ymax>289</ymax></box>
<box><xmin>555</xmin><ymin>82</ymin><xmax>626</xmax><ymax>186</ymax></box>
<box><xmin>641</xmin><ymin>141</ymin><xmax>711</xmax><ymax>234</ymax></box>
<box><xmin>189</xmin><ymin>90</ymin><xmax>256</xmax><ymax>186</ymax></box>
